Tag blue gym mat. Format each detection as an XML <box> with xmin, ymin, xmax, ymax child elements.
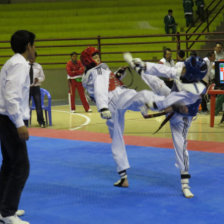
<box><xmin>1</xmin><ymin>136</ymin><xmax>224</xmax><ymax>224</ymax></box>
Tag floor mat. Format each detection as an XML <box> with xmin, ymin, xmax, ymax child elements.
<box><xmin>29</xmin><ymin>128</ymin><xmax>224</xmax><ymax>153</ymax></box>
<box><xmin>1</xmin><ymin>136</ymin><xmax>224</xmax><ymax>224</ymax></box>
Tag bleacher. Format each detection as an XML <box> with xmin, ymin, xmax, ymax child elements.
<box><xmin>0</xmin><ymin>0</ymin><xmax>223</xmax><ymax>69</ymax></box>
<box><xmin>0</xmin><ymin>0</ymin><xmax>223</xmax><ymax>103</ymax></box>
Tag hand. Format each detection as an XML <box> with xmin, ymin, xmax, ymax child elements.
<box><xmin>181</xmin><ymin>67</ymin><xmax>186</xmax><ymax>76</ymax></box>
<box><xmin>100</xmin><ymin>108</ymin><xmax>112</xmax><ymax>119</ymax></box>
<box><xmin>171</xmin><ymin>104</ymin><xmax>189</xmax><ymax>114</ymax></box>
<box><xmin>17</xmin><ymin>126</ymin><xmax>29</xmax><ymax>141</ymax></box>
<box><xmin>164</xmin><ymin>106</ymin><xmax>173</xmax><ymax>113</ymax></box>
<box><xmin>179</xmin><ymin>105</ymin><xmax>188</xmax><ymax>114</ymax></box>
<box><xmin>34</xmin><ymin>78</ymin><xmax>39</xmax><ymax>84</ymax></box>
<box><xmin>132</xmin><ymin>58</ymin><xmax>145</xmax><ymax>68</ymax></box>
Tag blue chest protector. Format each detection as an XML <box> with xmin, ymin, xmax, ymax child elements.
<box><xmin>171</xmin><ymin>83</ymin><xmax>201</xmax><ymax>117</ymax></box>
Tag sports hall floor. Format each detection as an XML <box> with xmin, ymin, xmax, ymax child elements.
<box><xmin>2</xmin><ymin>105</ymin><xmax>224</xmax><ymax>224</ymax></box>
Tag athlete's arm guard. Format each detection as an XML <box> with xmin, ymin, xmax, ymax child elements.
<box><xmin>123</xmin><ymin>52</ymin><xmax>146</xmax><ymax>75</ymax></box>
<box><xmin>84</xmin><ymin>89</ymin><xmax>95</xmax><ymax>103</ymax></box>
<box><xmin>114</xmin><ymin>66</ymin><xmax>128</xmax><ymax>80</ymax></box>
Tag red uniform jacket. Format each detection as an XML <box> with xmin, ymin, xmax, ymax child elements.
<box><xmin>66</xmin><ymin>60</ymin><xmax>85</xmax><ymax>78</ymax></box>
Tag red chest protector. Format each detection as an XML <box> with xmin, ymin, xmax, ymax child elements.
<box><xmin>108</xmin><ymin>72</ymin><xmax>124</xmax><ymax>91</ymax></box>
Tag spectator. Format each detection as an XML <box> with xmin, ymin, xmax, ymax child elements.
<box><xmin>164</xmin><ymin>9</ymin><xmax>177</xmax><ymax>35</ymax></box>
<box><xmin>159</xmin><ymin>48</ymin><xmax>175</xmax><ymax>88</ymax></box>
<box><xmin>175</xmin><ymin>50</ymin><xmax>186</xmax><ymax>70</ymax></box>
<box><xmin>0</xmin><ymin>30</ymin><xmax>34</xmax><ymax>224</ymax></box>
<box><xmin>183</xmin><ymin>0</ymin><xmax>194</xmax><ymax>27</ymax></box>
<box><xmin>215</xmin><ymin>94</ymin><xmax>224</xmax><ymax>126</ymax></box>
<box><xmin>177</xmin><ymin>50</ymin><xmax>185</xmax><ymax>62</ymax></box>
<box><xmin>196</xmin><ymin>0</ymin><xmax>205</xmax><ymax>22</ymax></box>
<box><xmin>201</xmin><ymin>51</ymin><xmax>215</xmax><ymax>113</ymax></box>
<box><xmin>66</xmin><ymin>52</ymin><xmax>91</xmax><ymax>113</ymax></box>
<box><xmin>214</xmin><ymin>42</ymin><xmax>224</xmax><ymax>124</ymax></box>
<box><xmin>29</xmin><ymin>52</ymin><xmax>46</xmax><ymax>128</ymax></box>
<box><xmin>203</xmin><ymin>51</ymin><xmax>215</xmax><ymax>84</ymax></box>
<box><xmin>190</xmin><ymin>50</ymin><xmax>197</xmax><ymax>57</ymax></box>
<box><xmin>214</xmin><ymin>42</ymin><xmax>224</xmax><ymax>61</ymax></box>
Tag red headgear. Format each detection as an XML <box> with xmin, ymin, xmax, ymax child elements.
<box><xmin>80</xmin><ymin>47</ymin><xmax>100</xmax><ymax>68</ymax></box>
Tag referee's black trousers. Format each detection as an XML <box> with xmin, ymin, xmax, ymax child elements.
<box><xmin>0</xmin><ymin>115</ymin><xmax>30</xmax><ymax>217</ymax></box>
<box><xmin>30</xmin><ymin>86</ymin><xmax>45</xmax><ymax>126</ymax></box>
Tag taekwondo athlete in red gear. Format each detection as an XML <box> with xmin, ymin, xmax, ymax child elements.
<box><xmin>80</xmin><ymin>47</ymin><xmax>167</xmax><ymax>187</ymax></box>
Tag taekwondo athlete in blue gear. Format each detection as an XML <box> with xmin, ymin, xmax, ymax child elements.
<box><xmin>124</xmin><ymin>53</ymin><xmax>207</xmax><ymax>198</ymax></box>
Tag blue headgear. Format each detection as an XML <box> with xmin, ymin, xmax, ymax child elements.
<box><xmin>181</xmin><ymin>56</ymin><xmax>207</xmax><ymax>83</ymax></box>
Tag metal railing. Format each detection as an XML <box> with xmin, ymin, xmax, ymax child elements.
<box><xmin>185</xmin><ymin>0</ymin><xmax>224</xmax><ymax>49</ymax></box>
<box><xmin>186</xmin><ymin>0</ymin><xmax>223</xmax><ymax>33</ymax></box>
<box><xmin>0</xmin><ymin>32</ymin><xmax>224</xmax><ymax>67</ymax></box>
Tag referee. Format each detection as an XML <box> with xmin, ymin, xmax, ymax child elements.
<box><xmin>0</xmin><ymin>30</ymin><xmax>35</xmax><ymax>224</ymax></box>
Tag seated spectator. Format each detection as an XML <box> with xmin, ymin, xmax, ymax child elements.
<box><xmin>201</xmin><ymin>51</ymin><xmax>215</xmax><ymax>113</ymax></box>
<box><xmin>175</xmin><ymin>50</ymin><xmax>185</xmax><ymax>70</ymax></box>
<box><xmin>66</xmin><ymin>52</ymin><xmax>91</xmax><ymax>113</ymax></box>
<box><xmin>159</xmin><ymin>48</ymin><xmax>175</xmax><ymax>67</ymax></box>
<box><xmin>203</xmin><ymin>52</ymin><xmax>215</xmax><ymax>84</ymax></box>
<box><xmin>214</xmin><ymin>42</ymin><xmax>224</xmax><ymax>124</ymax></box>
<box><xmin>164</xmin><ymin>9</ymin><xmax>177</xmax><ymax>35</ymax></box>
<box><xmin>214</xmin><ymin>42</ymin><xmax>224</xmax><ymax>61</ymax></box>
<box><xmin>215</xmin><ymin>94</ymin><xmax>224</xmax><ymax>126</ymax></box>
<box><xmin>159</xmin><ymin>48</ymin><xmax>175</xmax><ymax>88</ymax></box>
<box><xmin>190</xmin><ymin>50</ymin><xmax>197</xmax><ymax>57</ymax></box>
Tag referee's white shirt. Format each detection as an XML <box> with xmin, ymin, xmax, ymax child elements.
<box><xmin>0</xmin><ymin>53</ymin><xmax>30</xmax><ymax>128</ymax></box>
<box><xmin>159</xmin><ymin>58</ymin><xmax>175</xmax><ymax>67</ymax></box>
<box><xmin>29</xmin><ymin>62</ymin><xmax>45</xmax><ymax>86</ymax></box>
<box><xmin>203</xmin><ymin>57</ymin><xmax>215</xmax><ymax>83</ymax></box>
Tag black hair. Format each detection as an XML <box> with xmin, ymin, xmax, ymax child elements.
<box><xmin>10</xmin><ymin>30</ymin><xmax>35</xmax><ymax>54</ymax></box>
<box><xmin>70</xmin><ymin>52</ymin><xmax>78</xmax><ymax>56</ymax></box>
<box><xmin>168</xmin><ymin>9</ymin><xmax>173</xmax><ymax>13</ymax></box>
<box><xmin>178</xmin><ymin>50</ymin><xmax>185</xmax><ymax>59</ymax></box>
<box><xmin>190</xmin><ymin>50</ymin><xmax>197</xmax><ymax>57</ymax></box>
<box><xmin>163</xmin><ymin>48</ymin><xmax>171</xmax><ymax>57</ymax></box>
<box><xmin>207</xmin><ymin>51</ymin><xmax>215</xmax><ymax>58</ymax></box>
<box><xmin>92</xmin><ymin>52</ymin><xmax>99</xmax><ymax>57</ymax></box>
<box><xmin>216</xmin><ymin>42</ymin><xmax>223</xmax><ymax>47</ymax></box>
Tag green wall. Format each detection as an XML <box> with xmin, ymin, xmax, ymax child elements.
<box><xmin>42</xmin><ymin>67</ymin><xmax>150</xmax><ymax>105</ymax></box>
<box><xmin>42</xmin><ymin>68</ymin><xmax>68</xmax><ymax>105</ymax></box>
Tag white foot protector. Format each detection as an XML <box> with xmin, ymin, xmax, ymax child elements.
<box><xmin>0</xmin><ymin>214</ymin><xmax>29</xmax><ymax>224</ymax></box>
<box><xmin>16</xmin><ymin>210</ymin><xmax>25</xmax><ymax>216</ymax></box>
<box><xmin>123</xmin><ymin>52</ymin><xmax>135</xmax><ymax>68</ymax></box>
<box><xmin>114</xmin><ymin>177</ymin><xmax>129</xmax><ymax>187</ymax></box>
<box><xmin>181</xmin><ymin>172</ymin><xmax>194</xmax><ymax>198</ymax></box>
<box><xmin>182</xmin><ymin>185</ymin><xmax>194</xmax><ymax>198</ymax></box>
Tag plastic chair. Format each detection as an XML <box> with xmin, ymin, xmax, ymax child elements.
<box><xmin>30</xmin><ymin>88</ymin><xmax>52</xmax><ymax>126</ymax></box>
